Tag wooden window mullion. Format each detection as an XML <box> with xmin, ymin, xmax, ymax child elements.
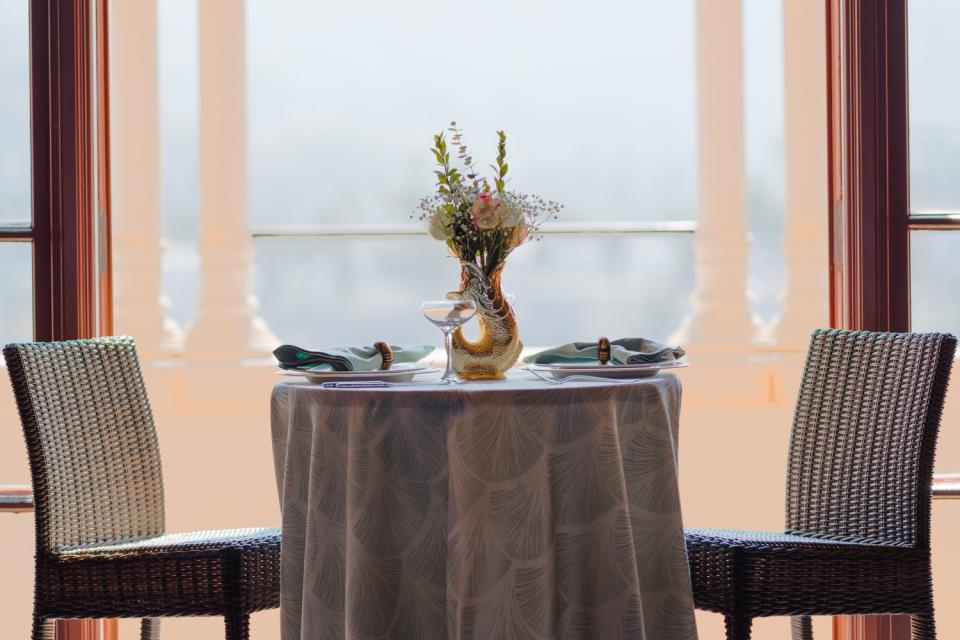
<box><xmin>30</xmin><ymin>0</ymin><xmax>107</xmax><ymax>342</ymax></box>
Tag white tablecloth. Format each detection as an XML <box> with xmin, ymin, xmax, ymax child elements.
<box><xmin>270</xmin><ymin>371</ymin><xmax>697</xmax><ymax>640</ymax></box>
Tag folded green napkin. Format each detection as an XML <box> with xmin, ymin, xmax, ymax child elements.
<box><xmin>273</xmin><ymin>344</ymin><xmax>435</xmax><ymax>372</ymax></box>
<box><xmin>524</xmin><ymin>338</ymin><xmax>685</xmax><ymax>365</ymax></box>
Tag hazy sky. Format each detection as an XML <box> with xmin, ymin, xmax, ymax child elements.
<box><xmin>154</xmin><ymin>0</ymin><xmax>790</xmax><ymax>234</ymax></box>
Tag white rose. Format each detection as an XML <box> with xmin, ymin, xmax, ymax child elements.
<box><xmin>500</xmin><ymin>203</ymin><xmax>522</xmax><ymax>227</ymax></box>
<box><xmin>427</xmin><ymin>212</ymin><xmax>452</xmax><ymax>240</ymax></box>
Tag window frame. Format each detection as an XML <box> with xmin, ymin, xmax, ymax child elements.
<box><xmin>828</xmin><ymin>0</ymin><xmax>955</xmax><ymax>637</ymax></box>
<box><xmin>827</xmin><ymin>0</ymin><xmax>910</xmax><ymax>334</ymax></box>
<box><xmin>0</xmin><ymin>0</ymin><xmax>112</xmax><ymax>342</ymax></box>
<box><xmin>0</xmin><ymin>1</ymin><xmax>113</xmax><ymax>637</ymax></box>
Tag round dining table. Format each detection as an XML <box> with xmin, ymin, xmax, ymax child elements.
<box><xmin>270</xmin><ymin>370</ymin><xmax>698</xmax><ymax>640</ymax></box>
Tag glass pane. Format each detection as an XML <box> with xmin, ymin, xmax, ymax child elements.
<box><xmin>909</xmin><ymin>0</ymin><xmax>960</xmax><ymax>213</ymax></box>
<box><xmin>0</xmin><ymin>243</ymin><xmax>32</xmax><ymax>342</ymax></box>
<box><xmin>253</xmin><ymin>234</ymin><xmax>694</xmax><ymax>349</ymax></box>
<box><xmin>910</xmin><ymin>231</ymin><xmax>960</xmax><ymax>471</ymax></box>
<box><xmin>0</xmin><ymin>2</ymin><xmax>31</xmax><ymax>224</ymax></box>
<box><xmin>911</xmin><ymin>231</ymin><xmax>960</xmax><ymax>631</ymax></box>
<box><xmin>0</xmin><ymin>242</ymin><xmax>32</xmax><ymax>640</ymax></box>
<box><xmin>0</xmin><ymin>241</ymin><xmax>33</xmax><ymax>478</ymax></box>
<box><xmin>246</xmin><ymin>0</ymin><xmax>697</xmax><ymax>226</ymax></box>
<box><xmin>0</xmin><ymin>243</ymin><xmax>33</xmax><ymax>457</ymax></box>
<box><xmin>912</xmin><ymin>231</ymin><xmax>960</xmax><ymax>336</ymax></box>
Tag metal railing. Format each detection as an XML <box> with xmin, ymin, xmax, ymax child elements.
<box><xmin>1</xmin><ymin>471</ymin><xmax>956</xmax><ymax>515</ymax></box>
<box><xmin>908</xmin><ymin>212</ymin><xmax>960</xmax><ymax>231</ymax></box>
<box><xmin>933</xmin><ymin>473</ymin><xmax>960</xmax><ymax>499</ymax></box>
<box><xmin>0</xmin><ymin>484</ymin><xmax>33</xmax><ymax>513</ymax></box>
<box><xmin>252</xmin><ymin>220</ymin><xmax>697</xmax><ymax>239</ymax></box>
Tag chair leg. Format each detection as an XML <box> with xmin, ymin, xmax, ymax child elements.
<box><xmin>141</xmin><ymin>618</ymin><xmax>161</xmax><ymax>640</ymax></box>
<box><xmin>31</xmin><ymin>615</ymin><xmax>54</xmax><ymax>640</ymax></box>
<box><xmin>724</xmin><ymin>615</ymin><xmax>752</xmax><ymax>640</ymax></box>
<box><xmin>225</xmin><ymin>613</ymin><xmax>250</xmax><ymax>640</ymax></box>
<box><xmin>912</xmin><ymin>607</ymin><xmax>936</xmax><ymax>640</ymax></box>
<box><xmin>791</xmin><ymin>615</ymin><xmax>813</xmax><ymax>640</ymax></box>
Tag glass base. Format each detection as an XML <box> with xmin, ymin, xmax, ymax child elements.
<box><xmin>457</xmin><ymin>370</ymin><xmax>507</xmax><ymax>382</ymax></box>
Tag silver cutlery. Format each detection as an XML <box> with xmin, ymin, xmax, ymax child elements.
<box><xmin>524</xmin><ymin>367</ymin><xmax>643</xmax><ymax>385</ymax></box>
<box><xmin>320</xmin><ymin>380</ymin><xmax>424</xmax><ymax>389</ymax></box>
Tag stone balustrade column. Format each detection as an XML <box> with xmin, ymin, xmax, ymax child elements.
<box><xmin>672</xmin><ymin>0</ymin><xmax>753</xmax><ymax>352</ymax></box>
<box><xmin>186</xmin><ymin>0</ymin><xmax>277</xmax><ymax>359</ymax></box>
<box><xmin>777</xmin><ymin>0</ymin><xmax>829</xmax><ymax>350</ymax></box>
<box><xmin>110</xmin><ymin>0</ymin><xmax>183</xmax><ymax>357</ymax></box>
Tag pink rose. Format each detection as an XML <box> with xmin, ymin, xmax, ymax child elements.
<box><xmin>471</xmin><ymin>193</ymin><xmax>502</xmax><ymax>230</ymax></box>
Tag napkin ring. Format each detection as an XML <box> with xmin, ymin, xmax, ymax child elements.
<box><xmin>598</xmin><ymin>337</ymin><xmax>611</xmax><ymax>365</ymax></box>
<box><xmin>374</xmin><ymin>342</ymin><xmax>394</xmax><ymax>370</ymax></box>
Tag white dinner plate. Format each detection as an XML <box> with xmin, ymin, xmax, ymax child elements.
<box><xmin>526</xmin><ymin>360</ymin><xmax>688</xmax><ymax>380</ymax></box>
<box><xmin>278</xmin><ymin>363</ymin><xmax>437</xmax><ymax>384</ymax></box>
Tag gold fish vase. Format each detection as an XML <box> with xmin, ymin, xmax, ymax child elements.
<box><xmin>447</xmin><ymin>261</ymin><xmax>522</xmax><ymax>381</ymax></box>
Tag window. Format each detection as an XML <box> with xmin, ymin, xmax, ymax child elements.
<box><xmin>2</xmin><ymin>2</ymin><xmax>108</xmax><ymax>638</ymax></box>
<box><xmin>909</xmin><ymin>0</ymin><xmax>960</xmax><ymax>632</ymax></box>
<box><xmin>907</xmin><ymin>0</ymin><xmax>960</xmax><ymax>476</ymax></box>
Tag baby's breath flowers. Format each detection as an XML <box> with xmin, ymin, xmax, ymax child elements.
<box><xmin>414</xmin><ymin>122</ymin><xmax>562</xmax><ymax>275</ymax></box>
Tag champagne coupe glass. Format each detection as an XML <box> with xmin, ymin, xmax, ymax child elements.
<box><xmin>421</xmin><ymin>300</ymin><xmax>478</xmax><ymax>384</ymax></box>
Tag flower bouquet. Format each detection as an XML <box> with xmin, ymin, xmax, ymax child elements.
<box><xmin>416</xmin><ymin>122</ymin><xmax>562</xmax><ymax>380</ymax></box>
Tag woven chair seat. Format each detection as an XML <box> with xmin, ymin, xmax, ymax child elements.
<box><xmin>61</xmin><ymin>527</ymin><xmax>280</xmax><ymax>557</ymax></box>
<box><xmin>686</xmin><ymin>528</ymin><xmax>929</xmax><ymax>618</ymax></box>
<box><xmin>686</xmin><ymin>527</ymin><xmax>901</xmax><ymax>550</ymax></box>
<box><xmin>41</xmin><ymin>528</ymin><xmax>280</xmax><ymax>620</ymax></box>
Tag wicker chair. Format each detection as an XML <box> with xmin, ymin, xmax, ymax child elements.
<box><xmin>685</xmin><ymin>329</ymin><xmax>956</xmax><ymax>640</ymax></box>
<box><xmin>3</xmin><ymin>337</ymin><xmax>280</xmax><ymax>640</ymax></box>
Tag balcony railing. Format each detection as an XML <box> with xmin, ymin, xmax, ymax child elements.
<box><xmin>0</xmin><ymin>485</ymin><xmax>33</xmax><ymax>513</ymax></box>
<box><xmin>4</xmin><ymin>472</ymin><xmax>957</xmax><ymax>516</ymax></box>
<box><xmin>933</xmin><ymin>473</ymin><xmax>960</xmax><ymax>499</ymax></box>
<box><xmin>252</xmin><ymin>221</ymin><xmax>698</xmax><ymax>239</ymax></box>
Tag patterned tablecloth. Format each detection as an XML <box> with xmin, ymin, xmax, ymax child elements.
<box><xmin>270</xmin><ymin>371</ymin><xmax>698</xmax><ymax>640</ymax></box>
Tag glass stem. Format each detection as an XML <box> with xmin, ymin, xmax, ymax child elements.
<box><xmin>442</xmin><ymin>330</ymin><xmax>456</xmax><ymax>383</ymax></box>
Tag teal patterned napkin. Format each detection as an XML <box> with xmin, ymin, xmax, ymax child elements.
<box><xmin>524</xmin><ymin>338</ymin><xmax>685</xmax><ymax>365</ymax></box>
<box><xmin>274</xmin><ymin>344</ymin><xmax>435</xmax><ymax>372</ymax></box>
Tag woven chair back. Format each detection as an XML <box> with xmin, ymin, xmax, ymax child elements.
<box><xmin>785</xmin><ymin>329</ymin><xmax>955</xmax><ymax>547</ymax></box>
<box><xmin>4</xmin><ymin>336</ymin><xmax>165</xmax><ymax>553</ymax></box>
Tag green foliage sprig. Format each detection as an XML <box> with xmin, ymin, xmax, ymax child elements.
<box><xmin>431</xmin><ymin>133</ymin><xmax>462</xmax><ymax>196</ymax></box>
<box><xmin>492</xmin><ymin>130</ymin><xmax>508</xmax><ymax>193</ymax></box>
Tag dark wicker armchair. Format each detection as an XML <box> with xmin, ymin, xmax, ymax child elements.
<box><xmin>685</xmin><ymin>329</ymin><xmax>956</xmax><ymax>639</ymax></box>
<box><xmin>3</xmin><ymin>337</ymin><xmax>281</xmax><ymax>640</ymax></box>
